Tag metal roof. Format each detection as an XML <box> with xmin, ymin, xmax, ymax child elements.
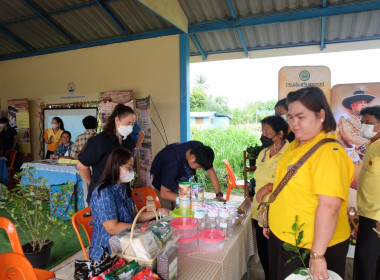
<box><xmin>0</xmin><ymin>0</ymin><xmax>380</xmax><ymax>61</ymax></box>
<box><xmin>190</xmin><ymin>111</ymin><xmax>232</xmax><ymax>119</ymax></box>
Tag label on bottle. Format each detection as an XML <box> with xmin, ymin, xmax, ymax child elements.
<box><xmin>202</xmin><ymin>222</ymin><xmax>205</xmax><ymax>227</ymax></box>
<box><xmin>169</xmin><ymin>257</ymin><xmax>178</xmax><ymax>280</ymax></box>
<box><xmin>220</xmin><ymin>222</ymin><xmax>227</xmax><ymax>228</ymax></box>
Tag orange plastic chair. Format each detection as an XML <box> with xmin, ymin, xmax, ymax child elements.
<box><xmin>5</xmin><ymin>150</ymin><xmax>17</xmax><ymax>187</ymax></box>
<box><xmin>71</xmin><ymin>206</ymin><xmax>93</xmax><ymax>260</ymax></box>
<box><xmin>131</xmin><ymin>187</ymin><xmax>162</xmax><ymax>211</ymax></box>
<box><xmin>223</xmin><ymin>159</ymin><xmax>245</xmax><ymax>201</ymax></box>
<box><xmin>0</xmin><ymin>217</ymin><xmax>56</xmax><ymax>279</ymax></box>
<box><xmin>0</xmin><ymin>252</ymin><xmax>38</xmax><ymax>280</ymax></box>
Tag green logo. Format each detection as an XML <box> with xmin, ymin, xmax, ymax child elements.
<box><xmin>299</xmin><ymin>70</ymin><xmax>310</xmax><ymax>81</ymax></box>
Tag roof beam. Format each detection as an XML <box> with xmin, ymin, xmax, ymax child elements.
<box><xmin>226</xmin><ymin>0</ymin><xmax>248</xmax><ymax>57</ymax></box>
<box><xmin>95</xmin><ymin>0</ymin><xmax>129</xmax><ymax>36</ymax></box>
<box><xmin>189</xmin><ymin>36</ymin><xmax>380</xmax><ymax>56</ymax></box>
<box><xmin>20</xmin><ymin>0</ymin><xmax>75</xmax><ymax>43</ymax></box>
<box><xmin>190</xmin><ymin>34</ymin><xmax>207</xmax><ymax>60</ymax></box>
<box><xmin>320</xmin><ymin>0</ymin><xmax>327</xmax><ymax>50</ymax></box>
<box><xmin>0</xmin><ymin>25</ymin><xmax>34</xmax><ymax>51</ymax></box>
<box><xmin>189</xmin><ymin>1</ymin><xmax>380</xmax><ymax>34</ymax></box>
<box><xmin>0</xmin><ymin>27</ymin><xmax>181</xmax><ymax>61</ymax></box>
<box><xmin>136</xmin><ymin>0</ymin><xmax>188</xmax><ymax>33</ymax></box>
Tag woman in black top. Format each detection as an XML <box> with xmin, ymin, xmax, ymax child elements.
<box><xmin>78</xmin><ymin>104</ymin><xmax>135</xmax><ymax>203</ymax></box>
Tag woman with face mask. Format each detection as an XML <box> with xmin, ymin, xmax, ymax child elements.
<box><xmin>250</xmin><ymin>115</ymin><xmax>289</xmax><ymax>280</ymax></box>
<box><xmin>89</xmin><ymin>147</ymin><xmax>170</xmax><ymax>260</ymax></box>
<box><xmin>44</xmin><ymin>117</ymin><xmax>64</xmax><ymax>158</ymax></box>
<box><xmin>78</xmin><ymin>104</ymin><xmax>136</xmax><ymax>204</ymax></box>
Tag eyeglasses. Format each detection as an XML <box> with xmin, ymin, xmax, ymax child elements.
<box><xmin>120</xmin><ymin>164</ymin><xmax>133</xmax><ymax>172</ymax></box>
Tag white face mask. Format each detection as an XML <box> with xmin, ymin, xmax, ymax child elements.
<box><xmin>0</xmin><ymin>124</ymin><xmax>6</xmax><ymax>128</ymax></box>
<box><xmin>51</xmin><ymin>123</ymin><xmax>58</xmax><ymax>129</ymax></box>
<box><xmin>120</xmin><ymin>169</ymin><xmax>135</xmax><ymax>183</ymax></box>
<box><xmin>361</xmin><ymin>123</ymin><xmax>378</xmax><ymax>139</ymax></box>
<box><xmin>117</xmin><ymin>125</ymin><xmax>133</xmax><ymax>139</ymax></box>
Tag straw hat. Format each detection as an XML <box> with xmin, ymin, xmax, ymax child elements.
<box><xmin>342</xmin><ymin>90</ymin><xmax>375</xmax><ymax>109</ymax></box>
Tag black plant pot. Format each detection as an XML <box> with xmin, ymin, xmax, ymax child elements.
<box><xmin>249</xmin><ymin>159</ymin><xmax>256</xmax><ymax>167</ymax></box>
<box><xmin>22</xmin><ymin>240</ymin><xmax>54</xmax><ymax>269</ymax></box>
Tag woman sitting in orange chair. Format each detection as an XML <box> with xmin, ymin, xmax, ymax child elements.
<box><xmin>89</xmin><ymin>147</ymin><xmax>170</xmax><ymax>260</ymax></box>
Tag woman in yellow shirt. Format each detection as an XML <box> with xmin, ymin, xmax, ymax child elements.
<box><xmin>266</xmin><ymin>87</ymin><xmax>354</xmax><ymax>280</ymax></box>
<box><xmin>44</xmin><ymin>117</ymin><xmax>64</xmax><ymax>158</ymax></box>
<box><xmin>251</xmin><ymin>115</ymin><xmax>289</xmax><ymax>280</ymax></box>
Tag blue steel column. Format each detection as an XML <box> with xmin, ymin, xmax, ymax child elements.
<box><xmin>180</xmin><ymin>33</ymin><xmax>190</xmax><ymax>142</ymax></box>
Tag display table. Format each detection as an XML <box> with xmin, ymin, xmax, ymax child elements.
<box><xmin>178</xmin><ymin>209</ymin><xmax>255</xmax><ymax>280</ymax></box>
<box><xmin>21</xmin><ymin>160</ymin><xmax>84</xmax><ymax>220</ymax></box>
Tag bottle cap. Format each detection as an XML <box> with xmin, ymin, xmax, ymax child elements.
<box><xmin>194</xmin><ymin>210</ymin><xmax>205</xmax><ymax>218</ymax></box>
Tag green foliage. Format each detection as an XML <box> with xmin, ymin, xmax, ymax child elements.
<box><xmin>230</xmin><ymin>100</ymin><xmax>277</xmax><ymax>125</ymax></box>
<box><xmin>190</xmin><ymin>89</ymin><xmax>207</xmax><ymax>111</ymax></box>
<box><xmin>282</xmin><ymin>216</ymin><xmax>312</xmax><ymax>279</ymax></box>
<box><xmin>246</xmin><ymin>145</ymin><xmax>264</xmax><ymax>159</ymax></box>
<box><xmin>0</xmin><ymin>168</ymin><xmax>75</xmax><ymax>252</ymax></box>
<box><xmin>191</xmin><ymin>126</ymin><xmax>260</xmax><ymax>192</ymax></box>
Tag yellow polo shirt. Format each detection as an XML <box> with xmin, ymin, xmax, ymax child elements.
<box><xmin>269</xmin><ymin>131</ymin><xmax>353</xmax><ymax>249</ymax></box>
<box><xmin>44</xmin><ymin>128</ymin><xmax>63</xmax><ymax>152</ymax></box>
<box><xmin>357</xmin><ymin>138</ymin><xmax>380</xmax><ymax>221</ymax></box>
<box><xmin>251</xmin><ymin>140</ymin><xmax>289</xmax><ymax>220</ymax></box>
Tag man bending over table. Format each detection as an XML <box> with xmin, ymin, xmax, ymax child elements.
<box><xmin>150</xmin><ymin>141</ymin><xmax>224</xmax><ymax>209</ymax></box>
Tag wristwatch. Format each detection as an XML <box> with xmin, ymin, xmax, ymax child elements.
<box><xmin>216</xmin><ymin>192</ymin><xmax>223</xmax><ymax>198</ymax></box>
<box><xmin>310</xmin><ymin>251</ymin><xmax>324</xmax><ymax>259</ymax></box>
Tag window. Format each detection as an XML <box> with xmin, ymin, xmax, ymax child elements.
<box><xmin>210</xmin><ymin>118</ymin><xmax>214</xmax><ymax>124</ymax></box>
<box><xmin>195</xmin><ymin>118</ymin><xmax>204</xmax><ymax>124</ymax></box>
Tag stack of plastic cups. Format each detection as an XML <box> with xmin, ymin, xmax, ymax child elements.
<box><xmin>219</xmin><ymin>209</ymin><xmax>229</xmax><ymax>236</ymax></box>
<box><xmin>179</xmin><ymin>182</ymin><xmax>191</xmax><ymax>209</ymax></box>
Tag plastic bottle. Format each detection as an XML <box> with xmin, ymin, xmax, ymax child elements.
<box><xmin>146</xmin><ymin>195</ymin><xmax>156</xmax><ymax>211</ymax></box>
<box><xmin>219</xmin><ymin>209</ymin><xmax>229</xmax><ymax>235</ymax></box>
<box><xmin>207</xmin><ymin>208</ymin><xmax>218</xmax><ymax>229</ymax></box>
<box><xmin>228</xmin><ymin>206</ymin><xmax>238</xmax><ymax>227</ymax></box>
<box><xmin>194</xmin><ymin>210</ymin><xmax>205</xmax><ymax>233</ymax></box>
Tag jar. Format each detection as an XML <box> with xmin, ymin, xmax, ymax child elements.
<box><xmin>207</xmin><ymin>208</ymin><xmax>218</xmax><ymax>229</ymax></box>
<box><xmin>194</xmin><ymin>210</ymin><xmax>205</xmax><ymax>233</ymax></box>
<box><xmin>218</xmin><ymin>209</ymin><xmax>229</xmax><ymax>235</ymax></box>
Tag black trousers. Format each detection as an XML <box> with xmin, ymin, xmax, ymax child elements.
<box><xmin>353</xmin><ymin>216</ymin><xmax>380</xmax><ymax>280</ymax></box>
<box><xmin>268</xmin><ymin>232</ymin><xmax>348</xmax><ymax>280</ymax></box>
<box><xmin>252</xmin><ymin>219</ymin><xmax>269</xmax><ymax>280</ymax></box>
<box><xmin>45</xmin><ymin>150</ymin><xmax>54</xmax><ymax>159</ymax></box>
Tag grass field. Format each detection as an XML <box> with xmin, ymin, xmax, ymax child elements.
<box><xmin>191</xmin><ymin>126</ymin><xmax>260</xmax><ymax>193</ymax></box>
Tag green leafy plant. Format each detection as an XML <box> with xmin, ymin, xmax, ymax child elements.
<box><xmin>282</xmin><ymin>215</ymin><xmax>312</xmax><ymax>278</ymax></box>
<box><xmin>0</xmin><ymin>168</ymin><xmax>75</xmax><ymax>252</ymax></box>
<box><xmin>246</xmin><ymin>145</ymin><xmax>263</xmax><ymax>160</ymax></box>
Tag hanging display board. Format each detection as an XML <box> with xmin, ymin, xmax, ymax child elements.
<box><xmin>278</xmin><ymin>66</ymin><xmax>331</xmax><ymax>102</ymax></box>
<box><xmin>136</xmin><ymin>97</ymin><xmax>152</xmax><ymax>187</ymax></box>
<box><xmin>100</xmin><ymin>90</ymin><xmax>134</xmax><ymax>129</ymax></box>
<box><xmin>331</xmin><ymin>82</ymin><xmax>380</xmax><ymax>208</ymax></box>
<box><xmin>8</xmin><ymin>99</ymin><xmax>31</xmax><ymax>162</ymax></box>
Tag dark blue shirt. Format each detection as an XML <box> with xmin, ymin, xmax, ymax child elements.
<box><xmin>78</xmin><ymin>131</ymin><xmax>134</xmax><ymax>203</ymax></box>
<box><xmin>89</xmin><ymin>183</ymin><xmax>135</xmax><ymax>260</ymax></box>
<box><xmin>150</xmin><ymin>141</ymin><xmax>203</xmax><ymax>192</ymax></box>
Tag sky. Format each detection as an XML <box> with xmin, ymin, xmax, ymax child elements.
<box><xmin>190</xmin><ymin>48</ymin><xmax>380</xmax><ymax>109</ymax></box>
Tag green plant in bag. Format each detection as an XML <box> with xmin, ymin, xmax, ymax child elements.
<box><xmin>0</xmin><ymin>167</ymin><xmax>75</xmax><ymax>252</ymax></box>
<box><xmin>282</xmin><ymin>215</ymin><xmax>312</xmax><ymax>278</ymax></box>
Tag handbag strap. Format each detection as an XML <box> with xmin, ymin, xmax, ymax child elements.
<box><xmin>267</xmin><ymin>138</ymin><xmax>341</xmax><ymax>204</ymax></box>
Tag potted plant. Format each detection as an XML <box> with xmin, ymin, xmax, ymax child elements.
<box><xmin>0</xmin><ymin>167</ymin><xmax>74</xmax><ymax>269</ymax></box>
<box><xmin>246</xmin><ymin>145</ymin><xmax>264</xmax><ymax>167</ymax></box>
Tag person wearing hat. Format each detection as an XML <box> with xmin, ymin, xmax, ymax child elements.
<box><xmin>337</xmin><ymin>89</ymin><xmax>376</xmax><ymax>159</ymax></box>
<box><xmin>150</xmin><ymin>141</ymin><xmax>223</xmax><ymax>209</ymax></box>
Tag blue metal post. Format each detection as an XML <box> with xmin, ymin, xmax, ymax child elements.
<box><xmin>179</xmin><ymin>33</ymin><xmax>190</xmax><ymax>142</ymax></box>
<box><xmin>320</xmin><ymin>0</ymin><xmax>327</xmax><ymax>50</ymax></box>
<box><xmin>190</xmin><ymin>34</ymin><xmax>207</xmax><ymax>60</ymax></box>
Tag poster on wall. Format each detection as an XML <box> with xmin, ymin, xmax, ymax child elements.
<box><xmin>331</xmin><ymin>83</ymin><xmax>380</xmax><ymax>208</ymax></box>
<box><xmin>278</xmin><ymin>66</ymin><xmax>331</xmax><ymax>102</ymax></box>
<box><xmin>100</xmin><ymin>90</ymin><xmax>133</xmax><ymax>129</ymax></box>
<box><xmin>8</xmin><ymin>99</ymin><xmax>32</xmax><ymax>162</ymax></box>
<box><xmin>136</xmin><ymin>97</ymin><xmax>152</xmax><ymax>187</ymax></box>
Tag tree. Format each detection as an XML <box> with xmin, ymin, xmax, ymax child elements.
<box><xmin>190</xmin><ymin>89</ymin><xmax>207</xmax><ymax>111</ymax></box>
<box><xmin>194</xmin><ymin>74</ymin><xmax>209</xmax><ymax>92</ymax></box>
